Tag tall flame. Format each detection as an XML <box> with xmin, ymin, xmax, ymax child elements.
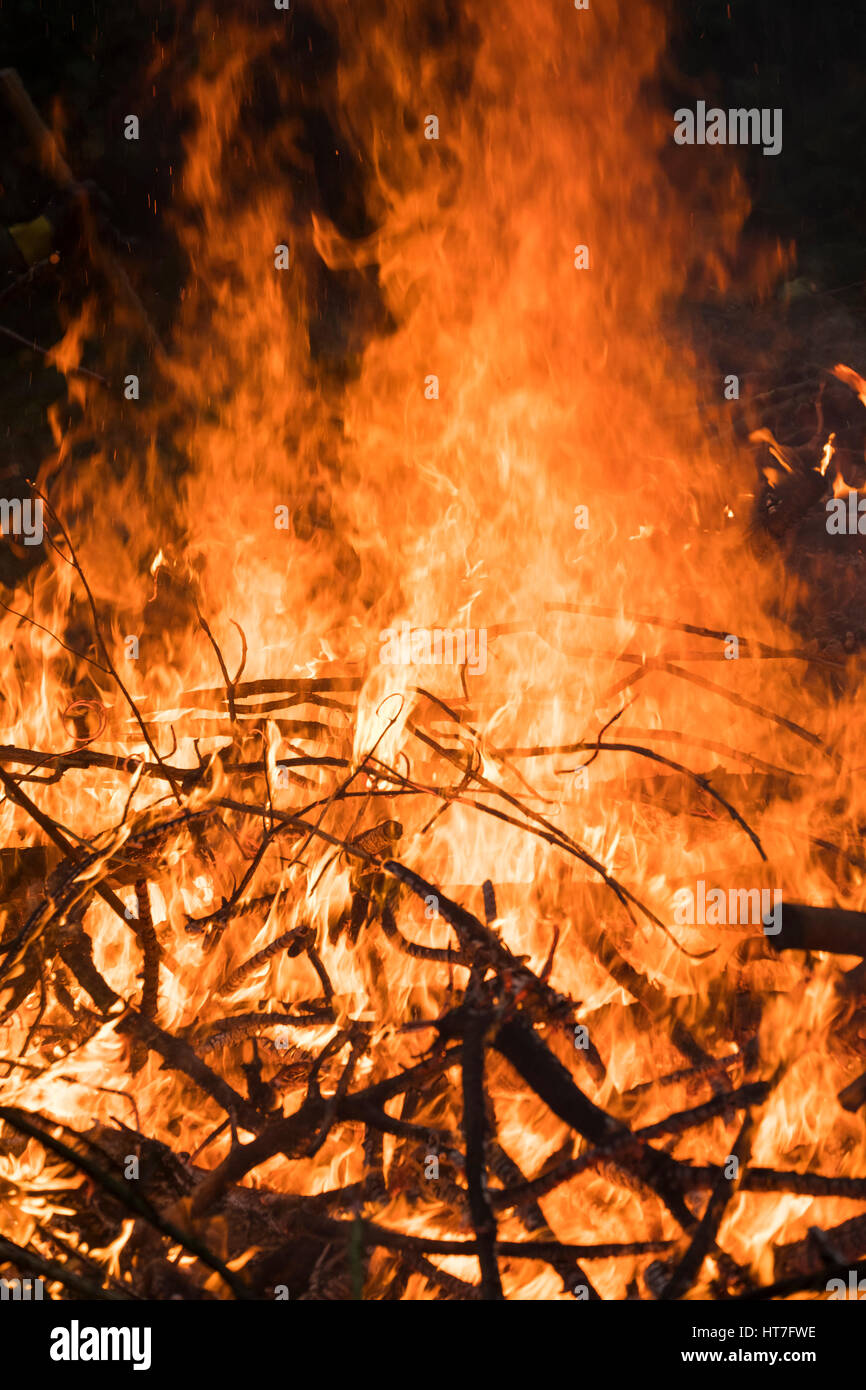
<box><xmin>1</xmin><ymin>0</ymin><xmax>865</xmax><ymax>1301</ymax></box>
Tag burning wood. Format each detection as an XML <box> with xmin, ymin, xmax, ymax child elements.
<box><xmin>0</xmin><ymin>0</ymin><xmax>865</xmax><ymax>1315</ymax></box>
<box><xmin>1</xmin><ymin>650</ymin><xmax>863</xmax><ymax>1302</ymax></box>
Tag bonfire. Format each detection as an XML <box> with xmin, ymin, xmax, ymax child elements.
<box><xmin>1</xmin><ymin>0</ymin><xmax>865</xmax><ymax>1305</ymax></box>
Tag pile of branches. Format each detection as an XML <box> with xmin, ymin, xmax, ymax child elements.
<box><xmin>2</xmin><ymin>580</ymin><xmax>866</xmax><ymax>1300</ymax></box>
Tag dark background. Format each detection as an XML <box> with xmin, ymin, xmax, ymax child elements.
<box><xmin>670</xmin><ymin>0</ymin><xmax>865</xmax><ymax>290</ymax></box>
